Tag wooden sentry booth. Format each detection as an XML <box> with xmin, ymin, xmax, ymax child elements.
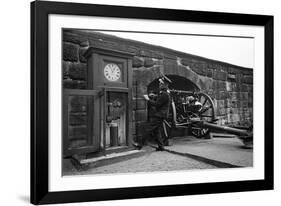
<box><xmin>63</xmin><ymin>47</ymin><xmax>134</xmax><ymax>157</ymax></box>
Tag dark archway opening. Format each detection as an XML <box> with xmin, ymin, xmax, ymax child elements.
<box><xmin>147</xmin><ymin>75</ymin><xmax>199</xmax><ymax>93</ymax></box>
<box><xmin>146</xmin><ymin>75</ymin><xmax>200</xmax><ymax>139</ymax></box>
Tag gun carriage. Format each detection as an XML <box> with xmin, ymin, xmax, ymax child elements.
<box><xmin>153</xmin><ymin>76</ymin><xmax>253</xmax><ymax>148</ymax></box>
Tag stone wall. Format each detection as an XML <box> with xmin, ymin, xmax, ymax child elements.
<box><xmin>62</xmin><ymin>29</ymin><xmax>253</xmax><ymax>140</ymax></box>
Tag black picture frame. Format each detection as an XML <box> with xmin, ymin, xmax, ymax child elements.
<box><xmin>31</xmin><ymin>0</ymin><xmax>274</xmax><ymax>204</ymax></box>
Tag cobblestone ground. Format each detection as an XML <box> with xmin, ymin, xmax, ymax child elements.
<box><xmin>64</xmin><ymin>150</ymin><xmax>217</xmax><ymax>176</ymax></box>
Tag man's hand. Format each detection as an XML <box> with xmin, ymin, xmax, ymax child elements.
<box><xmin>143</xmin><ymin>94</ymin><xmax>149</xmax><ymax>101</ymax></box>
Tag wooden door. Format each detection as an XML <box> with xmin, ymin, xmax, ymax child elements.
<box><xmin>63</xmin><ymin>89</ymin><xmax>101</xmax><ymax>157</ymax></box>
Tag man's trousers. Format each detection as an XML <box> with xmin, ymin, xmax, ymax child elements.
<box><xmin>137</xmin><ymin>117</ymin><xmax>166</xmax><ymax>148</ymax></box>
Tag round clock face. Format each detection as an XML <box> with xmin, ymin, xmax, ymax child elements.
<box><xmin>104</xmin><ymin>63</ymin><xmax>121</xmax><ymax>82</ymax></box>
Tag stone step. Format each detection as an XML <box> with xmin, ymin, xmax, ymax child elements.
<box><xmin>71</xmin><ymin>147</ymin><xmax>154</xmax><ymax>170</ymax></box>
<box><xmin>81</xmin><ymin>150</ymin><xmax>144</xmax><ymax>164</ymax></box>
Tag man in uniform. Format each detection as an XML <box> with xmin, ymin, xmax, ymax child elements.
<box><xmin>133</xmin><ymin>77</ymin><xmax>171</xmax><ymax>151</ymax></box>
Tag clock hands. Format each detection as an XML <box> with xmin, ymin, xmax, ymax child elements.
<box><xmin>104</xmin><ymin>63</ymin><xmax>121</xmax><ymax>81</ymax></box>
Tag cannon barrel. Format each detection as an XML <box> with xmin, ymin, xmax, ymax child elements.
<box><xmin>201</xmin><ymin>122</ymin><xmax>251</xmax><ymax>136</ymax></box>
<box><xmin>199</xmin><ymin>121</ymin><xmax>253</xmax><ymax>148</ymax></box>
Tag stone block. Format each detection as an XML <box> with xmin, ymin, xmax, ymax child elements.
<box><xmin>226</xmin><ymin>99</ymin><xmax>238</xmax><ymax>108</ymax></box>
<box><xmin>164</xmin><ymin>59</ymin><xmax>178</xmax><ymax>75</ymax></box>
<box><xmin>218</xmin><ymin>108</ymin><xmax>226</xmax><ymax>116</ymax></box>
<box><xmin>134</xmin><ymin>110</ymin><xmax>147</xmax><ymax>121</ymax></box>
<box><xmin>63</xmin><ymin>32</ymin><xmax>89</xmax><ymax>46</ymax></box>
<box><xmin>163</xmin><ymin>53</ymin><xmax>177</xmax><ymax>60</ymax></box>
<box><xmin>204</xmin><ymin>78</ymin><xmax>213</xmax><ymax>90</ymax></box>
<box><xmin>63</xmin><ymin>79</ymin><xmax>87</xmax><ymax>89</ymax></box>
<box><xmin>242</xmin><ymin>75</ymin><xmax>253</xmax><ymax>84</ymax></box>
<box><xmin>134</xmin><ymin>68</ymin><xmax>159</xmax><ymax>86</ymax></box>
<box><xmin>248</xmin><ymin>95</ymin><xmax>253</xmax><ymax>107</ymax></box>
<box><xmin>63</xmin><ymin>42</ymin><xmax>79</xmax><ymax>62</ymax></box>
<box><xmin>68</xmin><ymin>63</ymin><xmax>87</xmax><ymax>80</ymax></box>
<box><xmin>213</xmin><ymin>90</ymin><xmax>220</xmax><ymax>99</ymax></box>
<box><xmin>191</xmin><ymin>66</ymin><xmax>206</xmax><ymax>76</ymax></box>
<box><xmin>241</xmin><ymin>84</ymin><xmax>249</xmax><ymax>92</ymax></box>
<box><xmin>216</xmin><ymin>99</ymin><xmax>225</xmax><ymax>109</ymax></box>
<box><xmin>151</xmin><ymin>51</ymin><xmax>164</xmax><ymax>59</ymax></box>
<box><xmin>227</xmin><ymin>108</ymin><xmax>239</xmax><ymax>114</ymax></box>
<box><xmin>197</xmin><ymin>77</ymin><xmax>212</xmax><ymax>90</ymax></box>
<box><xmin>133</xmin><ymin>98</ymin><xmax>147</xmax><ymax>110</ymax></box>
<box><xmin>207</xmin><ymin>63</ymin><xmax>215</xmax><ymax>70</ymax></box>
<box><xmin>241</xmin><ymin>68</ymin><xmax>253</xmax><ymax>75</ymax></box>
<box><xmin>131</xmin><ymin>122</ymin><xmax>137</xmax><ymax>135</ymax></box>
<box><xmin>226</xmin><ymin>82</ymin><xmax>237</xmax><ymax>91</ymax></box>
<box><xmin>241</xmin><ymin>101</ymin><xmax>249</xmax><ymax>108</ymax></box>
<box><xmin>212</xmin><ymin>64</ymin><xmax>223</xmax><ymax>71</ymax></box>
<box><xmin>132</xmin><ymin>57</ymin><xmax>144</xmax><ymax>68</ymax></box>
<box><xmin>153</xmin><ymin>59</ymin><xmax>164</xmax><ymax>66</ymax></box>
<box><xmin>240</xmin><ymin>92</ymin><xmax>248</xmax><ymax>101</ymax></box>
<box><xmin>226</xmin><ymin>82</ymin><xmax>231</xmax><ymax>91</ymax></box>
<box><xmin>134</xmin><ymin>121</ymin><xmax>146</xmax><ymax>136</ymax></box>
<box><xmin>219</xmin><ymin>91</ymin><xmax>229</xmax><ymax>100</ymax></box>
<box><xmin>229</xmin><ymin>92</ymin><xmax>238</xmax><ymax>101</ymax></box>
<box><xmin>241</xmin><ymin>109</ymin><xmax>250</xmax><ymax>118</ymax></box>
<box><xmin>227</xmin><ymin>74</ymin><xmax>236</xmax><ymax>81</ymax></box>
<box><xmin>205</xmin><ymin>89</ymin><xmax>215</xmax><ymax>98</ymax></box>
<box><xmin>62</xmin><ymin>61</ymin><xmax>71</xmax><ymax>72</ymax></box>
<box><xmin>137</xmin><ymin>85</ymin><xmax>148</xmax><ymax>96</ymax></box>
<box><xmin>62</xmin><ymin>61</ymin><xmax>71</xmax><ymax>78</ymax></box>
<box><xmin>182</xmin><ymin>67</ymin><xmax>199</xmax><ymax>84</ymax></box>
<box><xmin>132</xmin><ymin>70</ymin><xmax>142</xmax><ymax>85</ymax></box>
<box><xmin>80</xmin><ymin>41</ymin><xmax>89</xmax><ymax>47</ymax></box>
<box><xmin>213</xmin><ymin>70</ymin><xmax>227</xmax><ymax>81</ymax></box>
<box><xmin>79</xmin><ymin>47</ymin><xmax>88</xmax><ymax>63</ymax></box>
<box><xmin>90</xmin><ymin>40</ymin><xmax>119</xmax><ymax>52</ymax></box>
<box><xmin>213</xmin><ymin>81</ymin><xmax>226</xmax><ymax>91</ymax></box>
<box><xmin>126</xmin><ymin>45</ymin><xmax>138</xmax><ymax>54</ymax></box>
<box><xmin>236</xmin><ymin>73</ymin><xmax>244</xmax><ymax>84</ymax></box>
<box><xmin>180</xmin><ymin>58</ymin><xmax>191</xmax><ymax>66</ymax></box>
<box><xmin>230</xmin><ymin>114</ymin><xmax>240</xmax><ymax>123</ymax></box>
<box><xmin>138</xmin><ymin>49</ymin><xmax>152</xmax><ymax>57</ymax></box>
<box><xmin>144</xmin><ymin>57</ymin><xmax>155</xmax><ymax>67</ymax></box>
<box><xmin>248</xmin><ymin>86</ymin><xmax>253</xmax><ymax>93</ymax></box>
<box><xmin>228</xmin><ymin>67</ymin><xmax>239</xmax><ymax>74</ymax></box>
<box><xmin>195</xmin><ymin>78</ymin><xmax>204</xmax><ymax>91</ymax></box>
<box><xmin>206</xmin><ymin>69</ymin><xmax>213</xmax><ymax>78</ymax></box>
<box><xmin>191</xmin><ymin>62</ymin><xmax>207</xmax><ymax>76</ymax></box>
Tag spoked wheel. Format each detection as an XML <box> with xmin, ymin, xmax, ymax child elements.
<box><xmin>191</xmin><ymin>92</ymin><xmax>216</xmax><ymax>138</ymax></box>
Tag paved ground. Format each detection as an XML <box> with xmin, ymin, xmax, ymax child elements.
<box><xmin>167</xmin><ymin>137</ymin><xmax>253</xmax><ymax>167</ymax></box>
<box><xmin>63</xmin><ymin>135</ymin><xmax>253</xmax><ymax>176</ymax></box>
<box><xmin>64</xmin><ymin>150</ymin><xmax>216</xmax><ymax>176</ymax></box>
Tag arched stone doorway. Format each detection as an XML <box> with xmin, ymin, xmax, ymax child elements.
<box><xmin>147</xmin><ymin>75</ymin><xmax>200</xmax><ymax>93</ymax></box>
<box><xmin>146</xmin><ymin>75</ymin><xmax>200</xmax><ymax>138</ymax></box>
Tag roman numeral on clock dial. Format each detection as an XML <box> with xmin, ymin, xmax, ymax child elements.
<box><xmin>104</xmin><ymin>63</ymin><xmax>121</xmax><ymax>82</ymax></box>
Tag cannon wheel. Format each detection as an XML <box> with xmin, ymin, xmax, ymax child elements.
<box><xmin>191</xmin><ymin>92</ymin><xmax>216</xmax><ymax>138</ymax></box>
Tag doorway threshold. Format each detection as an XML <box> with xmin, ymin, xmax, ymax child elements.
<box><xmin>80</xmin><ymin>149</ymin><xmax>145</xmax><ymax>164</ymax></box>
<box><xmin>71</xmin><ymin>147</ymin><xmax>151</xmax><ymax>170</ymax></box>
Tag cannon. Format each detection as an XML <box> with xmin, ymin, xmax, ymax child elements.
<box><xmin>160</xmin><ymin>88</ymin><xmax>253</xmax><ymax>148</ymax></box>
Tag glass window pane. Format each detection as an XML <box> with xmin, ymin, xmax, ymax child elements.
<box><xmin>67</xmin><ymin>95</ymin><xmax>94</xmax><ymax>149</ymax></box>
<box><xmin>104</xmin><ymin>92</ymin><xmax>127</xmax><ymax>148</ymax></box>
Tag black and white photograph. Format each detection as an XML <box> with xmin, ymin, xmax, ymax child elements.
<box><xmin>62</xmin><ymin>29</ymin><xmax>254</xmax><ymax>176</ymax></box>
<box><xmin>28</xmin><ymin>1</ymin><xmax>274</xmax><ymax>204</ymax></box>
<box><xmin>0</xmin><ymin>0</ymin><xmax>278</xmax><ymax>205</ymax></box>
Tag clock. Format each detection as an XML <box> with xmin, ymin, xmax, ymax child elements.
<box><xmin>104</xmin><ymin>63</ymin><xmax>121</xmax><ymax>82</ymax></box>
